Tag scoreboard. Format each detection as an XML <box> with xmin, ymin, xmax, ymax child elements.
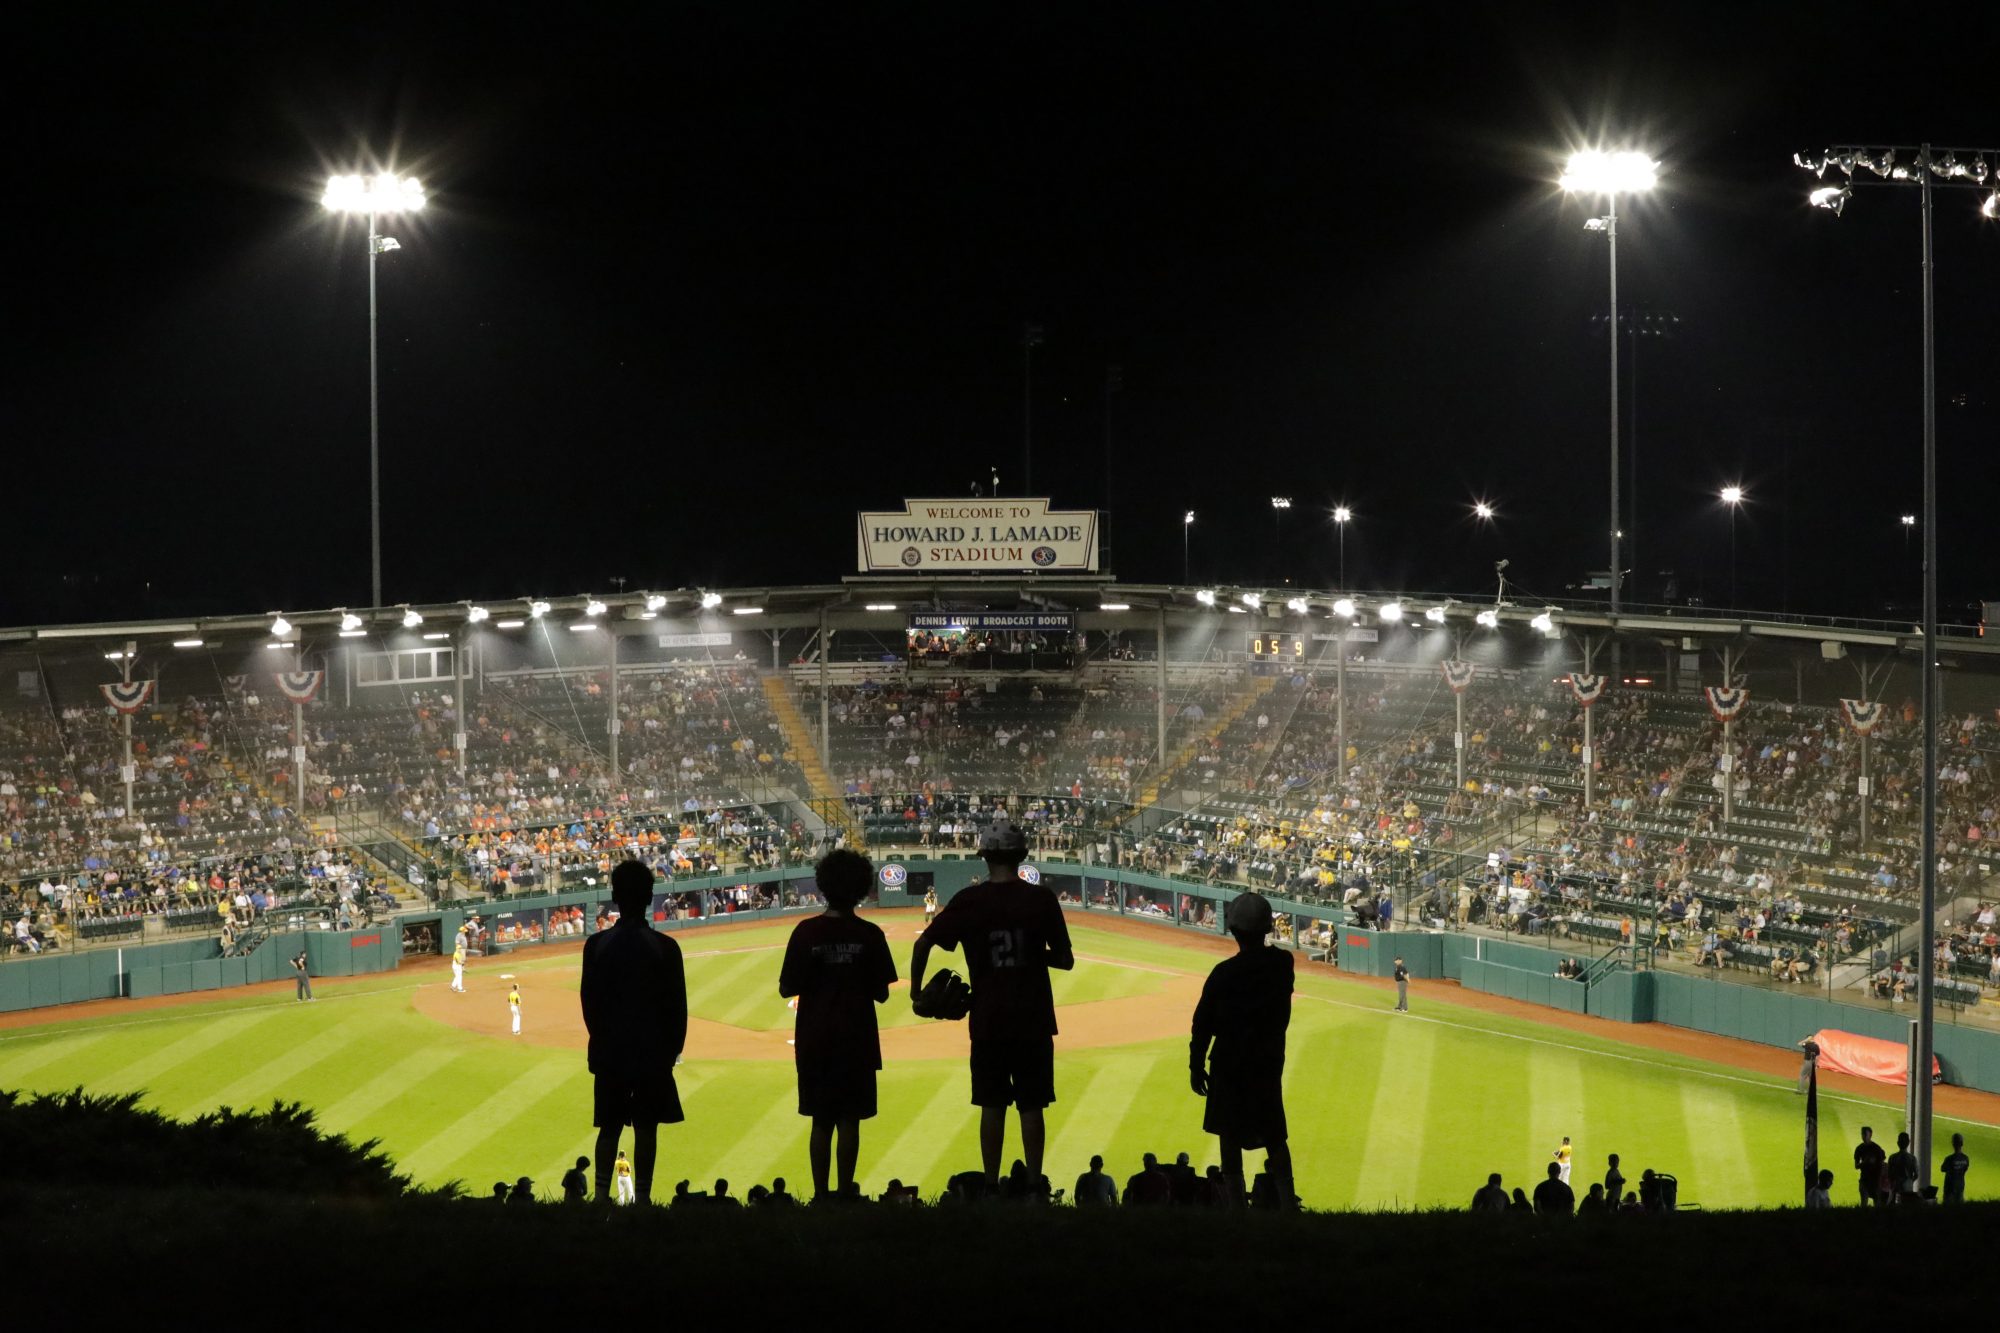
<box><xmin>1250</xmin><ymin>632</ymin><xmax>1305</xmax><ymax>660</ymax></box>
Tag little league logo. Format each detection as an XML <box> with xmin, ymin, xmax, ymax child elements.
<box><xmin>1018</xmin><ymin>863</ymin><xmax>1041</xmax><ymax>884</ymax></box>
<box><xmin>901</xmin><ymin>547</ymin><xmax>922</xmax><ymax>567</ymax></box>
<box><xmin>1031</xmin><ymin>546</ymin><xmax>1057</xmax><ymax>566</ymax></box>
<box><xmin>878</xmin><ymin>863</ymin><xmax>908</xmax><ymax>887</ymax></box>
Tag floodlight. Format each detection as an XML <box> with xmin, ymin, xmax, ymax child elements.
<box><xmin>1583</xmin><ymin>217</ymin><xmax>1609</xmax><ymax>232</ymax></box>
<box><xmin>700</xmin><ymin>592</ymin><xmax>724</xmax><ymax>610</ymax></box>
<box><xmin>568</xmin><ymin>623</ymin><xmax>598</xmax><ymax>633</ymax></box>
<box><xmin>401</xmin><ymin>608</ymin><xmax>423</xmax><ymax>628</ymax></box>
<box><xmin>1241</xmin><ymin>592</ymin><xmax>1262</xmax><ymax>609</ymax></box>
<box><xmin>1285</xmin><ymin>598</ymin><xmax>1309</xmax><ymax>614</ymax></box>
<box><xmin>104</xmin><ymin>651</ymin><xmax>127</xmax><ymax>661</ymax></box>
<box><xmin>584</xmin><ymin>599</ymin><xmax>607</xmax><ymax>617</ymax></box>
<box><xmin>1559</xmin><ymin>150</ymin><xmax>1660</xmax><ymax>194</ymax></box>
<box><xmin>1721</xmin><ymin>485</ymin><xmax>1745</xmax><ymax>505</ymax></box>
<box><xmin>865</xmin><ymin>603</ymin><xmax>897</xmax><ymax>611</ymax></box>
<box><xmin>1184</xmin><ymin>510</ymin><xmax>1195</xmax><ymax>525</ymax></box>
<box><xmin>1425</xmin><ymin>606</ymin><xmax>1447</xmax><ymax>623</ymax></box>
<box><xmin>270</xmin><ymin>615</ymin><xmax>292</xmax><ymax>637</ymax></box>
<box><xmin>1333</xmin><ymin>506</ymin><xmax>1351</xmax><ymax>523</ymax></box>
<box><xmin>1195</xmin><ymin>590</ymin><xmax>1217</xmax><ymax>606</ymax></box>
<box><xmin>1226</xmin><ymin>606</ymin><xmax>1246</xmax><ymax>614</ymax></box>
<box><xmin>494</xmin><ymin>620</ymin><xmax>525</xmax><ymax>630</ymax></box>
<box><xmin>732</xmin><ymin>607</ymin><xmax>764</xmax><ymax>616</ymax></box>
<box><xmin>339</xmin><ymin>612</ymin><xmax>363</xmax><ymax>632</ymax></box>
<box><xmin>1473</xmin><ymin>502</ymin><xmax>1495</xmax><ymax>520</ymax></box>
<box><xmin>1332</xmin><ymin>598</ymin><xmax>1357</xmax><ymax>618</ymax></box>
<box><xmin>466</xmin><ymin>605</ymin><xmax>490</xmax><ymax>623</ymax></box>
<box><xmin>1269</xmin><ymin>497</ymin><xmax>1292</xmax><ymax>510</ymax></box>
<box><xmin>529</xmin><ymin>600</ymin><xmax>551</xmax><ymax>619</ymax></box>
<box><xmin>422</xmin><ymin>632</ymin><xmax>448</xmax><ymax>642</ymax></box>
<box><xmin>1379</xmin><ymin>602</ymin><xmax>1404</xmax><ymax>622</ymax></box>
<box><xmin>1476</xmin><ymin>609</ymin><xmax>1500</xmax><ymax>628</ymax></box>
<box><xmin>1530</xmin><ymin>611</ymin><xmax>1558</xmax><ymax>634</ymax></box>
<box><xmin>1100</xmin><ymin>603</ymin><xmax>1131</xmax><ymax>612</ymax></box>
<box><xmin>1901</xmin><ymin>515</ymin><xmax>1917</xmax><ymax>526</ymax></box>
<box><xmin>265</xmin><ymin>642</ymin><xmax>288</xmax><ymax>651</ymax></box>
<box><xmin>338</xmin><ymin>629</ymin><xmax>368</xmax><ymax>639</ymax></box>
<box><xmin>1983</xmin><ymin>191</ymin><xmax>1999</xmax><ymax>219</ymax></box>
<box><xmin>322</xmin><ymin>172</ymin><xmax>427</xmax><ymax>214</ymax></box>
<box><xmin>172</xmin><ymin>639</ymin><xmax>203</xmax><ymax>649</ymax></box>
<box><xmin>644</xmin><ymin>594</ymin><xmax>668</xmax><ymax>611</ymax></box>
<box><xmin>1809</xmin><ymin>186</ymin><xmax>1852</xmax><ymax>216</ymax></box>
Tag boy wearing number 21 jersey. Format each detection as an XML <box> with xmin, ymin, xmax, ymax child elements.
<box><xmin>911</xmin><ymin>818</ymin><xmax>1074</xmax><ymax>1187</ymax></box>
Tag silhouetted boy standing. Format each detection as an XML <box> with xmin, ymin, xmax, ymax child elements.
<box><xmin>581</xmin><ymin>860</ymin><xmax>687</xmax><ymax>1205</ymax></box>
<box><xmin>1190</xmin><ymin>892</ymin><xmax>1295</xmax><ymax>1208</ymax></box>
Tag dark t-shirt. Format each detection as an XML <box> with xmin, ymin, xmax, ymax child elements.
<box><xmin>1854</xmin><ymin>1139</ymin><xmax>1886</xmax><ymax>1183</ymax></box>
<box><xmin>1941</xmin><ymin>1151</ymin><xmax>1969</xmax><ymax>1196</ymax></box>
<box><xmin>1533</xmin><ymin>1177</ymin><xmax>1575</xmax><ymax>1217</ymax></box>
<box><xmin>779</xmin><ymin>911</ymin><xmax>897</xmax><ymax>1071</ymax></box>
<box><xmin>919</xmin><ymin>877</ymin><xmax>1072</xmax><ymax>1040</ymax></box>
<box><xmin>1190</xmin><ymin>946</ymin><xmax>1294</xmax><ymax>1077</ymax></box>
<box><xmin>580</xmin><ymin>917</ymin><xmax>688</xmax><ymax>1080</ymax></box>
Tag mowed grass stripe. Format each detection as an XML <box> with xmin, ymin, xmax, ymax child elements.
<box><xmin>686</xmin><ymin>950</ymin><xmax>780</xmax><ymax>1018</ymax></box>
<box><xmin>87</xmin><ymin>1010</ymin><xmax>282</xmax><ymax>1096</ymax></box>
<box><xmin>317</xmin><ymin>1048</ymin><xmax>472</xmax><ymax>1134</ymax></box>
<box><xmin>1348</xmin><ymin>1019</ymin><xmax>1437</xmax><ymax>1209</ymax></box>
<box><xmin>1524</xmin><ymin>1042</ymin><xmax>1588</xmax><ymax>1187</ymax></box>
<box><xmin>180</xmin><ymin>1020</ymin><xmax>372</xmax><ymax>1118</ymax></box>
<box><xmin>868</xmin><ymin>1065</ymin><xmax>975</xmax><ymax>1193</ymax></box>
<box><xmin>1677</xmin><ymin>1079</ymin><xmax>1750</xmax><ymax>1205</ymax></box>
<box><xmin>1103</xmin><ymin>1039</ymin><xmax>1204</xmax><ymax>1166</ymax></box>
<box><xmin>427</xmin><ymin>1068</ymin><xmax>593</xmax><ymax>1188</ymax></box>
<box><xmin>397</xmin><ymin>1062</ymin><xmax>579</xmax><ymax>1182</ymax></box>
<box><xmin>0</xmin><ymin>1031</ymin><xmax>110</xmax><ymax>1087</ymax></box>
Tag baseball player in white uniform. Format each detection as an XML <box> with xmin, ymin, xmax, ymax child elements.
<box><xmin>509</xmin><ymin>984</ymin><xmax>522</xmax><ymax>1035</ymax></box>
<box><xmin>451</xmin><ymin>932</ymin><xmax>467</xmax><ymax>992</ymax></box>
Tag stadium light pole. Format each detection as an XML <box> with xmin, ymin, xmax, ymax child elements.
<box><xmin>1270</xmin><ymin>497</ymin><xmax>1292</xmax><ymax>582</ymax></box>
<box><xmin>1182</xmin><ymin>510</ymin><xmax>1195</xmax><ymax>584</ymax></box>
<box><xmin>1561</xmin><ymin>149</ymin><xmax>1658</xmax><ymax>625</ymax></box>
<box><xmin>1333</xmin><ymin>505</ymin><xmax>1352</xmax><ymax>588</ymax></box>
<box><xmin>1720</xmin><ymin>485</ymin><xmax>1745</xmax><ymax>606</ymax></box>
<box><xmin>1022</xmin><ymin>321</ymin><xmax>1044</xmax><ymax>495</ymax></box>
<box><xmin>1795</xmin><ymin>141</ymin><xmax>1996</xmax><ymax>1194</ymax></box>
<box><xmin>323</xmin><ymin>171</ymin><xmax>427</xmax><ymax>610</ymax></box>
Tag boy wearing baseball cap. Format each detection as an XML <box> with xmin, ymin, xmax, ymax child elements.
<box><xmin>1190</xmin><ymin>892</ymin><xmax>1296</xmax><ymax>1208</ymax></box>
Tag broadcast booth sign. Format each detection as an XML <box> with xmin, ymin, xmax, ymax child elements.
<box><xmin>857</xmin><ymin>498</ymin><xmax>1100</xmax><ymax>572</ymax></box>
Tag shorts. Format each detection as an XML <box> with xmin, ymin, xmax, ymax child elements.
<box><xmin>593</xmin><ymin>1070</ymin><xmax>684</xmax><ymax>1128</ymax></box>
<box><xmin>1202</xmin><ymin>1067</ymin><xmax>1287</xmax><ymax>1150</ymax></box>
<box><xmin>797</xmin><ymin>1061</ymin><xmax>879</xmax><ymax>1121</ymax></box>
<box><xmin>970</xmin><ymin>1036</ymin><xmax>1055</xmax><ymax>1110</ymax></box>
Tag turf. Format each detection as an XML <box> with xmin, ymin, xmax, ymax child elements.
<box><xmin>3</xmin><ymin>918</ymin><xmax>1995</xmax><ymax>1209</ymax></box>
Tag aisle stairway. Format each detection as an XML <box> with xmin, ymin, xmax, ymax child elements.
<box><xmin>761</xmin><ymin>675</ymin><xmax>865</xmax><ymax>847</ymax></box>
<box><xmin>1125</xmin><ymin>675</ymin><xmax>1279</xmax><ymax>817</ymax></box>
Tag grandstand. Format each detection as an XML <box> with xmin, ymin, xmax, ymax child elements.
<box><xmin>3</xmin><ymin>581</ymin><xmax>1997</xmax><ymax>1027</ymax></box>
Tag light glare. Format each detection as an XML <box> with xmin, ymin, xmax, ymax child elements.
<box><xmin>1560</xmin><ymin>150</ymin><xmax>1659</xmax><ymax>195</ymax></box>
<box><xmin>322</xmin><ymin>173</ymin><xmax>427</xmax><ymax>214</ymax></box>
<box><xmin>1332</xmin><ymin>598</ymin><xmax>1356</xmax><ymax>618</ymax></box>
<box><xmin>1379</xmin><ymin>602</ymin><xmax>1404</xmax><ymax>622</ymax></box>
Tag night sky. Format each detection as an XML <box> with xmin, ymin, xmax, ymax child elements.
<box><xmin>10</xmin><ymin>1</ymin><xmax>1996</xmax><ymax>626</ymax></box>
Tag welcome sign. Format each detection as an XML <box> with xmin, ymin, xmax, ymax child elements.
<box><xmin>858</xmin><ymin>498</ymin><xmax>1100</xmax><ymax>573</ymax></box>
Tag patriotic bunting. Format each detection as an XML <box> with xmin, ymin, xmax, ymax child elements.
<box><xmin>1840</xmin><ymin>698</ymin><xmax>1884</xmax><ymax>735</ymax></box>
<box><xmin>1705</xmin><ymin>685</ymin><xmax>1750</xmax><ymax>721</ymax></box>
<box><xmin>100</xmin><ymin>680</ymin><xmax>156</xmax><ymax>714</ymax></box>
<box><xmin>1567</xmin><ymin>672</ymin><xmax>1607</xmax><ymax>707</ymax></box>
<box><xmin>274</xmin><ymin>670</ymin><xmax>325</xmax><ymax>704</ymax></box>
<box><xmin>1441</xmin><ymin>659</ymin><xmax>1476</xmax><ymax>694</ymax></box>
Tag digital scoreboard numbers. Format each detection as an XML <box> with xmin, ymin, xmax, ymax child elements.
<box><xmin>1250</xmin><ymin>632</ymin><xmax>1305</xmax><ymax>659</ymax></box>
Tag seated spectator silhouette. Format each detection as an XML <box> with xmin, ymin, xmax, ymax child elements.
<box><xmin>491</xmin><ymin>1181</ymin><xmax>509</xmax><ymax>1203</ymax></box>
<box><xmin>1190</xmin><ymin>892</ymin><xmax>1295</xmax><ymax>1209</ymax></box>
<box><xmin>712</xmin><ymin>1178</ymin><xmax>740</xmax><ymax>1207</ymax></box>
<box><xmin>1509</xmin><ymin>1187</ymin><xmax>1533</xmax><ymax>1213</ymax></box>
<box><xmin>1471</xmin><ymin>1172</ymin><xmax>1509</xmax><ymax>1212</ymax></box>
<box><xmin>560</xmin><ymin>1155</ymin><xmax>589</xmax><ymax>1204</ymax></box>
<box><xmin>581</xmin><ymin>860</ymin><xmax>688</xmax><ymax>1206</ymax></box>
<box><xmin>1073</xmin><ymin>1154</ymin><xmax>1118</xmax><ymax>1206</ymax></box>
<box><xmin>1123</xmin><ymin>1152</ymin><xmax>1173</xmax><ymax>1206</ymax></box>
<box><xmin>1200</xmin><ymin>1164</ymin><xmax>1239</xmax><ymax>1207</ymax></box>
<box><xmin>765</xmin><ymin>1177</ymin><xmax>798</xmax><ymax>1207</ymax></box>
<box><xmin>1169</xmin><ymin>1151</ymin><xmax>1201</xmax><ymax>1205</ymax></box>
<box><xmin>1577</xmin><ymin>1182</ymin><xmax>1607</xmax><ymax>1217</ymax></box>
<box><xmin>779</xmin><ymin>848</ymin><xmax>897</xmax><ymax>1199</ymax></box>
<box><xmin>508</xmin><ymin>1176</ymin><xmax>536</xmax><ymax>1205</ymax></box>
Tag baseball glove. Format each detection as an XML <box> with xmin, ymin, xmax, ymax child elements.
<box><xmin>912</xmin><ymin>968</ymin><xmax>973</xmax><ymax>1021</ymax></box>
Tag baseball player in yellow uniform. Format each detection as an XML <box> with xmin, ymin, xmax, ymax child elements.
<box><xmin>1554</xmin><ymin>1136</ymin><xmax>1573</xmax><ymax>1185</ymax></box>
<box><xmin>613</xmin><ymin>1150</ymin><xmax>635</xmax><ymax>1205</ymax></box>
<box><xmin>451</xmin><ymin>931</ymin><xmax>468</xmax><ymax>992</ymax></box>
<box><xmin>509</xmin><ymin>983</ymin><xmax>522</xmax><ymax>1035</ymax></box>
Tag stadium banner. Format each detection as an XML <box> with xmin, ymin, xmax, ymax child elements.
<box><xmin>274</xmin><ymin>670</ymin><xmax>324</xmax><ymax>704</ymax></box>
<box><xmin>1441</xmin><ymin>659</ymin><xmax>1476</xmax><ymax>693</ymax></box>
<box><xmin>1840</xmin><ymin>698</ymin><xmax>1884</xmax><ymax>734</ymax></box>
<box><xmin>907</xmin><ymin>612</ymin><xmax>1074</xmax><ymax>633</ymax></box>
<box><xmin>657</xmin><ymin>632</ymin><xmax>734</xmax><ymax>649</ymax></box>
<box><xmin>100</xmin><ymin>680</ymin><xmax>156</xmax><ymax>713</ymax></box>
<box><xmin>1568</xmin><ymin>672</ymin><xmax>1607</xmax><ymax>707</ymax></box>
<box><xmin>1311</xmin><ymin>628</ymin><xmax>1380</xmax><ymax>643</ymax></box>
<box><xmin>857</xmin><ymin>497</ymin><xmax>1099</xmax><ymax>572</ymax></box>
<box><xmin>1705</xmin><ymin>685</ymin><xmax>1750</xmax><ymax>721</ymax></box>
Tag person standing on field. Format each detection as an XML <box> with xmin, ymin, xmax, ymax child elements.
<box><xmin>1604</xmin><ymin>1153</ymin><xmax>1625</xmax><ymax>1211</ymax></box>
<box><xmin>1940</xmin><ymin>1133</ymin><xmax>1969</xmax><ymax>1204</ymax></box>
<box><xmin>508</xmin><ymin>983</ymin><xmax>522</xmax><ymax>1035</ymax></box>
<box><xmin>581</xmin><ymin>860</ymin><xmax>687</xmax><ymax>1206</ymax></box>
<box><xmin>1553</xmin><ymin>1136</ymin><xmax>1573</xmax><ymax>1186</ymax></box>
<box><xmin>1393</xmin><ymin>956</ymin><xmax>1409</xmax><ymax>1012</ymax></box>
<box><xmin>1853</xmin><ymin>1127</ymin><xmax>1887</xmax><ymax>1206</ymax></box>
<box><xmin>911</xmin><ymin>817</ymin><xmax>1074</xmax><ymax>1188</ymax></box>
<box><xmin>1190</xmin><ymin>892</ymin><xmax>1295</xmax><ymax>1209</ymax></box>
<box><xmin>291</xmin><ymin>949</ymin><xmax>313</xmax><ymax>1002</ymax></box>
<box><xmin>779</xmin><ymin>848</ymin><xmax>897</xmax><ymax>1199</ymax></box>
<box><xmin>451</xmin><ymin>930</ymin><xmax>468</xmax><ymax>993</ymax></box>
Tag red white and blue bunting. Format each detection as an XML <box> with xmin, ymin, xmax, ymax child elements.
<box><xmin>100</xmin><ymin>680</ymin><xmax>156</xmax><ymax>714</ymax></box>
<box><xmin>1840</xmin><ymin>698</ymin><xmax>1884</xmax><ymax>735</ymax></box>
<box><xmin>1705</xmin><ymin>685</ymin><xmax>1750</xmax><ymax>722</ymax></box>
<box><xmin>274</xmin><ymin>670</ymin><xmax>325</xmax><ymax>704</ymax></box>
<box><xmin>1441</xmin><ymin>659</ymin><xmax>1476</xmax><ymax>694</ymax></box>
<box><xmin>1567</xmin><ymin>673</ymin><xmax>1607</xmax><ymax>708</ymax></box>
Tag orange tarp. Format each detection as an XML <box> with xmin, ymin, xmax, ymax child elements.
<box><xmin>1812</xmin><ymin>1028</ymin><xmax>1943</xmax><ymax>1086</ymax></box>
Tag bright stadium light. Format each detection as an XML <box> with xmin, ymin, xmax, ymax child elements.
<box><xmin>1240</xmin><ymin>592</ymin><xmax>1262</xmax><ymax>609</ymax></box>
<box><xmin>1332</xmin><ymin>598</ymin><xmax>1357</xmax><ymax>618</ymax></box>
<box><xmin>1983</xmin><ymin>190</ymin><xmax>1999</xmax><ymax>219</ymax></box>
<box><xmin>339</xmin><ymin>628</ymin><xmax>368</xmax><ymax>639</ymax></box>
<box><xmin>700</xmin><ymin>592</ymin><xmax>723</xmax><ymax>610</ymax></box>
<box><xmin>1476</xmin><ymin>609</ymin><xmax>1500</xmax><ymax>628</ymax></box>
<box><xmin>731</xmin><ymin>607</ymin><xmax>764</xmax><ymax>616</ymax></box>
<box><xmin>402</xmin><ymin>608</ymin><xmax>423</xmax><ymax>628</ymax></box>
<box><xmin>1473</xmin><ymin>501</ymin><xmax>1496</xmax><ymax>521</ymax></box>
<box><xmin>495</xmin><ymin>619</ymin><xmax>525</xmax><ymax>630</ymax></box>
<box><xmin>1808</xmin><ymin>185</ymin><xmax>1852</xmax><ymax>216</ymax></box>
<box><xmin>172</xmin><ymin>639</ymin><xmax>204</xmax><ymax>649</ymax></box>
<box><xmin>1562</xmin><ymin>146</ymin><xmax>1660</xmax><ymax>628</ymax></box>
<box><xmin>1530</xmin><ymin>610</ymin><xmax>1557</xmax><ymax>634</ymax></box>
<box><xmin>1285</xmin><ymin>597</ymin><xmax>1309</xmax><ymax>614</ymax></box>
<box><xmin>1720</xmin><ymin>485</ymin><xmax>1744</xmax><ymax>505</ymax></box>
<box><xmin>1379</xmin><ymin>602</ymin><xmax>1404</xmax><ymax>622</ymax></box>
<box><xmin>322</xmin><ymin>170</ymin><xmax>427</xmax><ymax>610</ymax></box>
<box><xmin>269</xmin><ymin>615</ymin><xmax>292</xmax><ymax>638</ymax></box>
<box><xmin>584</xmin><ymin>599</ymin><xmax>607</xmax><ymax>617</ymax></box>
<box><xmin>265</xmin><ymin>642</ymin><xmax>288</xmax><ymax>651</ymax></box>
<box><xmin>466</xmin><ymin>605</ymin><xmax>490</xmax><ymax>623</ymax></box>
<box><xmin>422</xmin><ymin>632</ymin><xmax>448</xmax><ymax>642</ymax></box>
<box><xmin>568</xmin><ymin>622</ymin><xmax>599</xmax><ymax>632</ymax></box>
<box><xmin>103</xmin><ymin>651</ymin><xmax>127</xmax><ymax>661</ymax></box>
<box><xmin>1195</xmin><ymin>589</ymin><xmax>1217</xmax><ymax>606</ymax></box>
<box><xmin>865</xmin><ymin>603</ymin><xmax>897</xmax><ymax>611</ymax></box>
<box><xmin>1100</xmin><ymin>602</ymin><xmax>1130</xmax><ymax>612</ymax></box>
<box><xmin>529</xmin><ymin>600</ymin><xmax>551</xmax><ymax>619</ymax></box>
<box><xmin>339</xmin><ymin>611</ymin><xmax>363</xmax><ymax>632</ymax></box>
<box><xmin>644</xmin><ymin>593</ymin><xmax>668</xmax><ymax>612</ymax></box>
<box><xmin>1425</xmin><ymin>606</ymin><xmax>1447</xmax><ymax>623</ymax></box>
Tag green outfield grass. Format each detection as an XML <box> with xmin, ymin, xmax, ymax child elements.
<box><xmin>2</xmin><ymin>917</ymin><xmax>1994</xmax><ymax>1209</ymax></box>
